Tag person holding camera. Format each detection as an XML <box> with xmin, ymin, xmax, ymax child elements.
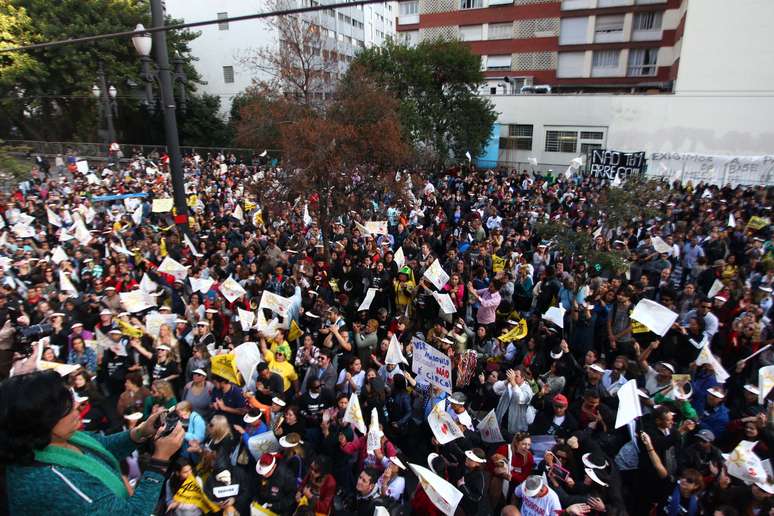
<box><xmin>0</xmin><ymin>370</ymin><xmax>185</xmax><ymax>514</ymax></box>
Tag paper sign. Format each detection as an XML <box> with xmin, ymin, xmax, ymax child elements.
<box><xmin>145</xmin><ymin>312</ymin><xmax>177</xmax><ymax>336</ymax></box>
<box><xmin>211</xmin><ymin>353</ymin><xmax>242</xmax><ymax>385</ymax></box>
<box><xmin>46</xmin><ymin>208</ymin><xmax>62</xmax><ymax>227</ymax></box>
<box><xmin>433</xmin><ymin>292</ymin><xmax>457</xmax><ymax>314</ymax></box>
<box><xmin>342</xmin><ymin>392</ymin><xmax>367</xmax><ymax>434</ymax></box>
<box><xmin>528</xmin><ymin>157</ymin><xmax>538</xmax><ymax>166</ymax></box>
<box><xmin>11</xmin><ymin>223</ymin><xmax>35</xmax><ymax>239</ymax></box>
<box><xmin>152</xmin><ymin>198</ymin><xmax>174</xmax><ymax>213</ymax></box>
<box><xmin>708</xmin><ymin>279</ymin><xmax>725</xmax><ymax>299</ymax></box>
<box><xmin>394</xmin><ymin>247</ymin><xmax>405</xmax><ymax>269</ymax></box>
<box><xmin>747</xmin><ymin>216</ymin><xmax>770</xmax><ymax>230</ymax></box>
<box><xmin>358</xmin><ymin>288</ymin><xmax>377</xmax><ymax>312</ymax></box>
<box><xmin>258</xmin><ymin>291</ymin><xmax>293</xmax><ymax>319</ymax></box>
<box><xmin>140</xmin><ymin>273</ymin><xmax>158</xmax><ymax>294</ymax></box>
<box><xmin>59</xmin><ymin>271</ymin><xmax>78</xmax><ymax>294</ymax></box>
<box><xmin>220</xmin><ymin>276</ymin><xmax>247</xmax><ymax>303</ymax></box>
<box><xmin>492</xmin><ymin>255</ymin><xmax>506</xmax><ymax>273</ymax></box>
<box><xmin>542</xmin><ymin>306</ymin><xmax>566</xmax><ymax>329</ymax></box>
<box><xmin>238</xmin><ymin>308</ymin><xmax>255</xmax><ymax>331</ymax></box>
<box><xmin>411</xmin><ymin>337</ymin><xmax>452</xmax><ymax>393</ymax></box>
<box><xmin>695</xmin><ymin>343</ymin><xmax>730</xmax><ymax>383</ymax></box>
<box><xmin>73</xmin><ymin>219</ymin><xmax>92</xmax><ymax>245</ymax></box>
<box><xmin>76</xmin><ymin>160</ymin><xmax>89</xmax><ymax>174</ymax></box>
<box><xmin>759</xmin><ymin>365</ymin><xmax>774</xmax><ymax>405</ymax></box>
<box><xmin>184</xmin><ymin>233</ymin><xmax>203</xmax><ymax>257</ymax></box>
<box><xmin>365</xmin><ymin>221</ymin><xmax>388</xmax><ymax>235</ymax></box>
<box><xmin>651</xmin><ymin>236</ymin><xmax>671</xmax><ymax>254</ymax></box>
<box><xmin>615</xmin><ymin>379</ymin><xmax>642</xmax><ymax>428</ymax></box>
<box><xmin>119</xmin><ymin>290</ymin><xmax>155</xmax><ymax>313</ymax></box>
<box><xmin>423</xmin><ymin>259</ymin><xmax>450</xmax><ymax>290</ymax></box>
<box><xmin>51</xmin><ymin>246</ymin><xmax>68</xmax><ymax>265</ymax></box>
<box><xmin>158</xmin><ymin>256</ymin><xmax>189</xmax><ymax>281</ymax></box>
<box><xmin>233</xmin><ymin>341</ymin><xmax>262</xmax><ymax>387</ymax></box>
<box><xmin>189</xmin><ymin>276</ymin><xmax>214</xmax><ymax>294</ymax></box>
<box><xmin>246</xmin><ymin>431</ymin><xmax>280</xmax><ymax>461</ymax></box>
<box><xmin>630</xmin><ymin>299</ymin><xmax>677</xmax><ymax>337</ymax></box>
<box><xmin>723</xmin><ymin>440</ymin><xmax>767</xmax><ymax>485</ymax></box>
<box><xmin>478</xmin><ymin>409</ymin><xmax>504</xmax><ymax>443</ymax></box>
<box><xmin>385</xmin><ymin>334</ymin><xmax>408</xmax><ymax>365</ymax></box>
<box><xmin>408</xmin><ymin>463</ymin><xmax>463</xmax><ymax>516</ymax></box>
<box><xmin>428</xmin><ymin>400</ymin><xmax>464</xmax><ymax>444</ymax></box>
<box><xmin>367</xmin><ymin>407</ymin><xmax>381</xmax><ymax>453</ymax></box>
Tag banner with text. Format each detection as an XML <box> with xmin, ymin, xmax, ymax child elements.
<box><xmin>411</xmin><ymin>338</ymin><xmax>452</xmax><ymax>393</ymax></box>
<box><xmin>588</xmin><ymin>149</ymin><xmax>647</xmax><ymax>179</ymax></box>
<box><xmin>646</xmin><ymin>152</ymin><xmax>774</xmax><ymax>187</ymax></box>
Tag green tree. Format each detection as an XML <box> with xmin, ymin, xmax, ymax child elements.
<box><xmin>351</xmin><ymin>39</ymin><xmax>497</xmax><ymax>167</ymax></box>
<box><xmin>177</xmin><ymin>94</ymin><xmax>232</xmax><ymax>147</ymax></box>
<box><xmin>0</xmin><ymin>0</ymin><xmax>200</xmax><ymax>143</ymax></box>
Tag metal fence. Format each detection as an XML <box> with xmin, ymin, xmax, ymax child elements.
<box><xmin>1</xmin><ymin>140</ymin><xmax>280</xmax><ymax>163</ymax></box>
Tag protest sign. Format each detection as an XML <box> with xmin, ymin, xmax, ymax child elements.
<box><xmin>615</xmin><ymin>379</ymin><xmax>642</xmax><ymax>429</ymax></box>
<box><xmin>589</xmin><ymin>149</ymin><xmax>646</xmax><ymax>180</ymax></box>
<box><xmin>358</xmin><ymin>288</ymin><xmax>377</xmax><ymax>312</ymax></box>
<box><xmin>247</xmin><ymin>431</ymin><xmax>280</xmax><ymax>461</ymax></box>
<box><xmin>411</xmin><ymin>337</ymin><xmax>452</xmax><ymax>393</ymax></box>
<box><xmin>75</xmin><ymin>160</ymin><xmax>89</xmax><ymax>174</ymax></box>
<box><xmin>492</xmin><ymin>254</ymin><xmax>506</xmax><ymax>273</ymax></box>
<box><xmin>433</xmin><ymin>292</ymin><xmax>457</xmax><ymax>314</ymax></box>
<box><xmin>173</xmin><ymin>476</ymin><xmax>220</xmax><ymax>513</ymax></box>
<box><xmin>408</xmin><ymin>463</ymin><xmax>463</xmax><ymax>516</ymax></box>
<box><xmin>190</xmin><ymin>276</ymin><xmax>214</xmax><ymax>294</ymax></box>
<box><xmin>428</xmin><ymin>400</ymin><xmax>464</xmax><ymax>444</ymax></box>
<box><xmin>630</xmin><ymin>299</ymin><xmax>677</xmax><ymax>337</ymax></box>
<box><xmin>211</xmin><ymin>353</ymin><xmax>241</xmax><ymax>385</ymax></box>
<box><xmin>220</xmin><ymin>276</ymin><xmax>247</xmax><ymax>303</ymax></box>
<box><xmin>646</xmin><ymin>152</ymin><xmax>774</xmax><ymax>187</ymax></box>
<box><xmin>59</xmin><ymin>271</ymin><xmax>78</xmax><ymax>294</ymax></box>
<box><xmin>238</xmin><ymin>308</ymin><xmax>255</xmax><ymax>331</ymax></box>
<box><xmin>747</xmin><ymin>216</ymin><xmax>770</xmax><ymax>230</ymax></box>
<box><xmin>152</xmin><ymin>198</ymin><xmax>174</xmax><ymax>212</ymax></box>
<box><xmin>479</xmin><ymin>409</ymin><xmax>504</xmax><ymax>443</ymax></box>
<box><xmin>233</xmin><ymin>341</ymin><xmax>262</xmax><ymax>387</ymax></box>
<box><xmin>51</xmin><ymin>247</ymin><xmax>68</xmax><ymax>265</ymax></box>
<box><xmin>145</xmin><ymin>312</ymin><xmax>177</xmax><ymax>336</ymax></box>
<box><xmin>342</xmin><ymin>392</ymin><xmax>366</xmax><ymax>433</ymax></box>
<box><xmin>423</xmin><ymin>259</ymin><xmax>450</xmax><ymax>290</ymax></box>
<box><xmin>759</xmin><ymin>365</ymin><xmax>774</xmax><ymax>405</ymax></box>
<box><xmin>158</xmin><ymin>256</ymin><xmax>189</xmax><ymax>281</ymax></box>
<box><xmin>365</xmin><ymin>221</ymin><xmax>388</xmax><ymax>235</ymax></box>
<box><xmin>258</xmin><ymin>291</ymin><xmax>293</xmax><ymax>318</ymax></box>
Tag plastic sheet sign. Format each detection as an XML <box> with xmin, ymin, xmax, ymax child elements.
<box><xmin>411</xmin><ymin>337</ymin><xmax>452</xmax><ymax>393</ymax></box>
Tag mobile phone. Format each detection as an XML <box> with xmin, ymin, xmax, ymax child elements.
<box><xmin>551</xmin><ymin>464</ymin><xmax>570</xmax><ymax>482</ymax></box>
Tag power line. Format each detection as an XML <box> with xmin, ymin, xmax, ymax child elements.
<box><xmin>0</xmin><ymin>0</ymin><xmax>390</xmax><ymax>54</ymax></box>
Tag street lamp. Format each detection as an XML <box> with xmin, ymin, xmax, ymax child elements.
<box><xmin>132</xmin><ymin>8</ymin><xmax>188</xmax><ymax>230</ymax></box>
<box><xmin>92</xmin><ymin>62</ymin><xmax>117</xmax><ymax>145</ymax></box>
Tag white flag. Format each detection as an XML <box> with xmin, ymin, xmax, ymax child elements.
<box><xmin>695</xmin><ymin>342</ymin><xmax>730</xmax><ymax>383</ymax></box>
<box><xmin>433</xmin><ymin>292</ymin><xmax>457</xmax><ymax>314</ymax></box>
<box><xmin>46</xmin><ymin>207</ymin><xmax>62</xmax><ymax>227</ymax></box>
<box><xmin>259</xmin><ymin>149</ymin><xmax>268</xmax><ymax>157</ymax></box>
<box><xmin>478</xmin><ymin>409</ymin><xmax>504</xmax><ymax>443</ymax></box>
<box><xmin>465</xmin><ymin>151</ymin><xmax>472</xmax><ymax>162</ymax></box>
<box><xmin>189</xmin><ymin>276</ymin><xmax>214</xmax><ymax>294</ymax></box>
<box><xmin>73</xmin><ymin>219</ymin><xmax>92</xmax><ymax>245</ymax></box>
<box><xmin>233</xmin><ymin>204</ymin><xmax>244</xmax><ymax>223</ymax></box>
<box><xmin>394</xmin><ymin>247</ymin><xmax>405</xmax><ymax>269</ymax></box>
<box><xmin>728</xmin><ymin>213</ymin><xmax>736</xmax><ymax>228</ymax></box>
<box><xmin>651</xmin><ymin>236</ymin><xmax>672</xmax><ymax>255</ymax></box>
<box><xmin>564</xmin><ymin>166</ymin><xmax>573</xmax><ymax>180</ymax></box>
<box><xmin>385</xmin><ymin>334</ymin><xmax>408</xmax><ymax>365</ymax></box>
<box><xmin>140</xmin><ymin>273</ymin><xmax>158</xmax><ymax>294</ymax></box>
<box><xmin>59</xmin><ymin>228</ymin><xmax>74</xmax><ymax>242</ymax></box>
<box><xmin>158</xmin><ymin>256</ymin><xmax>189</xmax><ymax>281</ymax></box>
<box><xmin>132</xmin><ymin>204</ymin><xmax>143</xmax><ymax>225</ymax></box>
<box><xmin>303</xmin><ymin>204</ymin><xmax>312</xmax><ymax>226</ymax></box>
<box><xmin>59</xmin><ymin>271</ymin><xmax>78</xmax><ymax>294</ymax></box>
<box><xmin>528</xmin><ymin>157</ymin><xmax>538</xmax><ymax>166</ymax></box>
<box><xmin>51</xmin><ymin>246</ymin><xmax>68</xmax><ymax>265</ymax></box>
<box><xmin>542</xmin><ymin>306</ymin><xmax>566</xmax><ymax>329</ymax></box>
<box><xmin>357</xmin><ymin>288</ymin><xmax>377</xmax><ymax>312</ymax></box>
<box><xmin>238</xmin><ymin>308</ymin><xmax>256</xmax><ymax>332</ymax></box>
<box><xmin>367</xmin><ymin>408</ymin><xmax>381</xmax><ymax>453</ymax></box>
<box><xmin>630</xmin><ymin>299</ymin><xmax>678</xmax><ymax>337</ymax></box>
<box><xmin>428</xmin><ymin>400</ymin><xmax>464</xmax><ymax>445</ymax></box>
<box><xmin>220</xmin><ymin>276</ymin><xmax>247</xmax><ymax>303</ymax></box>
<box><xmin>76</xmin><ymin>160</ymin><xmax>89</xmax><ymax>174</ymax></box>
<box><xmin>570</xmin><ymin>155</ymin><xmax>585</xmax><ymax>169</ymax></box>
<box><xmin>759</xmin><ymin>365</ymin><xmax>774</xmax><ymax>405</ymax></box>
<box><xmin>408</xmin><ymin>463</ymin><xmax>463</xmax><ymax>516</ymax></box>
<box><xmin>423</xmin><ymin>259</ymin><xmax>450</xmax><ymax>290</ymax></box>
<box><xmin>724</xmin><ymin>441</ymin><xmax>766</xmax><ymax>485</ymax></box>
<box><xmin>184</xmin><ymin>233</ymin><xmax>203</xmax><ymax>257</ymax></box>
<box><xmin>707</xmin><ymin>279</ymin><xmax>725</xmax><ymax>299</ymax></box>
<box><xmin>615</xmin><ymin>379</ymin><xmax>643</xmax><ymax>428</ymax></box>
<box><xmin>342</xmin><ymin>393</ymin><xmax>366</xmax><ymax>434</ymax></box>
<box><xmin>365</xmin><ymin>221</ymin><xmax>388</xmax><ymax>235</ymax></box>
<box><xmin>258</xmin><ymin>291</ymin><xmax>294</xmax><ymax>320</ymax></box>
<box><xmin>611</xmin><ymin>173</ymin><xmax>622</xmax><ymax>188</ymax></box>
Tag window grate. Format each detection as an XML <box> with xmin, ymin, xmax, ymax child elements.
<box><xmin>217</xmin><ymin>12</ymin><xmax>229</xmax><ymax>30</ymax></box>
<box><xmin>222</xmin><ymin>66</ymin><xmax>234</xmax><ymax>84</ymax></box>
<box><xmin>545</xmin><ymin>130</ymin><xmax>577</xmax><ymax>153</ymax></box>
<box><xmin>580</xmin><ymin>131</ymin><xmax>604</xmax><ymax>140</ymax></box>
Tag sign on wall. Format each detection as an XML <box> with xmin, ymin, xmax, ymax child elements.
<box><xmin>588</xmin><ymin>149</ymin><xmax>647</xmax><ymax>179</ymax></box>
<box><xmin>647</xmin><ymin>152</ymin><xmax>774</xmax><ymax>186</ymax></box>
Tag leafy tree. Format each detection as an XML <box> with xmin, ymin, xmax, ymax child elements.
<box><xmin>177</xmin><ymin>94</ymin><xmax>232</xmax><ymax>147</ymax></box>
<box><xmin>0</xmin><ymin>0</ymin><xmax>200</xmax><ymax>143</ymax></box>
<box><xmin>351</xmin><ymin>39</ymin><xmax>497</xmax><ymax>167</ymax></box>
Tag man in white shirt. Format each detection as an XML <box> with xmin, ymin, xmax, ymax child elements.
<box><xmin>515</xmin><ymin>475</ymin><xmax>562</xmax><ymax>516</ymax></box>
<box><xmin>684</xmin><ymin>298</ymin><xmax>719</xmax><ymax>343</ymax></box>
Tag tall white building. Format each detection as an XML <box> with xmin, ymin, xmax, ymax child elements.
<box><xmin>165</xmin><ymin>0</ymin><xmax>397</xmax><ymax>116</ymax></box>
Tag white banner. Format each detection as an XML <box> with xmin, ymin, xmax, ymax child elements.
<box><xmin>478</xmin><ymin>409</ymin><xmax>504</xmax><ymax>443</ymax></box>
<box><xmin>428</xmin><ymin>400</ymin><xmax>464</xmax><ymax>445</ymax></box>
<box><xmin>220</xmin><ymin>276</ymin><xmax>247</xmax><ymax>303</ymax></box>
<box><xmin>423</xmin><ymin>259</ymin><xmax>450</xmax><ymax>290</ymax></box>
<box><xmin>647</xmin><ymin>152</ymin><xmax>774</xmax><ymax>187</ymax></box>
<box><xmin>408</xmin><ymin>463</ymin><xmax>463</xmax><ymax>516</ymax></box>
<box><xmin>411</xmin><ymin>337</ymin><xmax>452</xmax><ymax>393</ymax></box>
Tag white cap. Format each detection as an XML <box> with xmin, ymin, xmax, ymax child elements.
<box><xmin>124</xmin><ymin>412</ymin><xmax>143</xmax><ymax>421</ymax></box>
<box><xmin>585</xmin><ymin>468</ymin><xmax>609</xmax><ymax>487</ymax></box>
<box><xmin>522</xmin><ymin>475</ymin><xmax>545</xmax><ymax>497</ymax></box>
<box><xmin>464</xmin><ymin>449</ymin><xmax>486</xmax><ymax>464</ymax></box>
<box><xmin>707</xmin><ymin>387</ymin><xmax>725</xmax><ymax>399</ymax></box>
<box><xmin>389</xmin><ymin>456</ymin><xmax>406</xmax><ymax>470</ymax></box>
<box><xmin>157</xmin><ymin>344</ymin><xmax>171</xmax><ymax>352</ymax></box>
<box><xmin>589</xmin><ymin>364</ymin><xmax>605</xmax><ymax>374</ymax></box>
<box><xmin>271</xmin><ymin>397</ymin><xmax>286</xmax><ymax>407</ymax></box>
<box><xmin>243</xmin><ymin>410</ymin><xmax>263</xmax><ymax>424</ymax></box>
<box><xmin>744</xmin><ymin>384</ymin><xmax>760</xmax><ymax>396</ymax></box>
<box><xmin>192</xmin><ymin>368</ymin><xmax>207</xmax><ymax>377</ymax></box>
<box><xmin>99</xmin><ymin>309</ymin><xmax>113</xmax><ymax>316</ymax></box>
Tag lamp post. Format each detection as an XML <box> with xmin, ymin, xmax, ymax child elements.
<box><xmin>132</xmin><ymin>0</ymin><xmax>188</xmax><ymax>230</ymax></box>
<box><xmin>92</xmin><ymin>61</ymin><xmax>117</xmax><ymax>145</ymax></box>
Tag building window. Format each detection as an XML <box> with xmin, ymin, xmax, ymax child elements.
<box><xmin>545</xmin><ymin>130</ymin><xmax>578</xmax><ymax>153</ymax></box>
<box><xmin>594</xmin><ymin>14</ymin><xmax>624</xmax><ymax>42</ymax></box>
<box><xmin>460</xmin><ymin>24</ymin><xmax>483</xmax><ymax>41</ymax></box>
<box><xmin>580</xmin><ymin>143</ymin><xmax>602</xmax><ymax>155</ymax></box>
<box><xmin>488</xmin><ymin>22</ymin><xmax>512</xmax><ymax>40</ymax></box>
<box><xmin>217</xmin><ymin>12</ymin><xmax>229</xmax><ymax>31</ymax></box>
<box><xmin>627</xmin><ymin>48</ymin><xmax>659</xmax><ymax>76</ymax></box>
<box><xmin>580</xmin><ymin>131</ymin><xmax>604</xmax><ymax>140</ymax></box>
<box><xmin>559</xmin><ymin>17</ymin><xmax>588</xmax><ymax>45</ymax></box>
<box><xmin>400</xmin><ymin>1</ymin><xmax>419</xmax><ymax>15</ymax></box>
<box><xmin>486</xmin><ymin>54</ymin><xmax>512</xmax><ymax>71</ymax></box>
<box><xmin>461</xmin><ymin>0</ymin><xmax>483</xmax><ymax>9</ymax></box>
<box><xmin>633</xmin><ymin>11</ymin><xmax>662</xmax><ymax>31</ymax></box>
<box><xmin>222</xmin><ymin>66</ymin><xmax>234</xmax><ymax>83</ymax></box>
<box><xmin>508</xmin><ymin>124</ymin><xmax>533</xmax><ymax>150</ymax></box>
<box><xmin>592</xmin><ymin>49</ymin><xmax>619</xmax><ymax>68</ymax></box>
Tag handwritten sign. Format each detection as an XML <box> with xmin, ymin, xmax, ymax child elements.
<box><xmin>412</xmin><ymin>337</ymin><xmax>452</xmax><ymax>393</ymax></box>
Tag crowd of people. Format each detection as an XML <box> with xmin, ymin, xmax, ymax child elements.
<box><xmin>0</xmin><ymin>147</ymin><xmax>772</xmax><ymax>516</ymax></box>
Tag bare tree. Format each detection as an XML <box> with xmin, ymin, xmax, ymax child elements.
<box><xmin>236</xmin><ymin>0</ymin><xmax>339</xmax><ymax>107</ymax></box>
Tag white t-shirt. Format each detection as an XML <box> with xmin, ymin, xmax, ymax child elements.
<box><xmin>514</xmin><ymin>484</ymin><xmax>562</xmax><ymax>516</ymax></box>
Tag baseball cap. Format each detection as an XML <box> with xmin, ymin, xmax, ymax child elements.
<box><xmin>552</xmin><ymin>394</ymin><xmax>569</xmax><ymax>406</ymax></box>
<box><xmin>696</xmin><ymin>429</ymin><xmax>715</xmax><ymax>442</ymax></box>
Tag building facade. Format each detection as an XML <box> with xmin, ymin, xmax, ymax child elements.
<box><xmin>396</xmin><ymin>0</ymin><xmax>774</xmax><ymax>182</ymax></box>
<box><xmin>165</xmin><ymin>0</ymin><xmax>396</xmax><ymax>115</ymax></box>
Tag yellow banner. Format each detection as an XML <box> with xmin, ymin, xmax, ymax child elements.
<box><xmin>211</xmin><ymin>353</ymin><xmax>242</xmax><ymax>385</ymax></box>
<box><xmin>498</xmin><ymin>319</ymin><xmax>528</xmax><ymax>342</ymax></box>
<box><xmin>747</xmin><ymin>216</ymin><xmax>770</xmax><ymax>231</ymax></box>
<box><xmin>250</xmin><ymin>502</ymin><xmax>278</xmax><ymax>516</ymax></box>
<box><xmin>117</xmin><ymin>319</ymin><xmax>144</xmax><ymax>338</ymax></box>
<box><xmin>492</xmin><ymin>255</ymin><xmax>506</xmax><ymax>273</ymax></box>
<box><xmin>287</xmin><ymin>319</ymin><xmax>303</xmax><ymax>342</ymax></box>
<box><xmin>173</xmin><ymin>476</ymin><xmax>220</xmax><ymax>513</ymax></box>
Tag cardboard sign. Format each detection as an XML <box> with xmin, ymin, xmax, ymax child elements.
<box><xmin>423</xmin><ymin>259</ymin><xmax>450</xmax><ymax>290</ymax></box>
<box><xmin>152</xmin><ymin>198</ymin><xmax>174</xmax><ymax>212</ymax></box>
<box><xmin>411</xmin><ymin>337</ymin><xmax>452</xmax><ymax>393</ymax></box>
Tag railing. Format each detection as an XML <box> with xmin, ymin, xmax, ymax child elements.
<box><xmin>1</xmin><ymin>140</ymin><xmax>282</xmax><ymax>163</ymax></box>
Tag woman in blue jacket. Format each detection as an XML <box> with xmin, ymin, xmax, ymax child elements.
<box><xmin>1</xmin><ymin>370</ymin><xmax>184</xmax><ymax>515</ymax></box>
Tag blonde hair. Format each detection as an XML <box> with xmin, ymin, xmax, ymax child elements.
<box><xmin>152</xmin><ymin>380</ymin><xmax>174</xmax><ymax>401</ymax></box>
<box><xmin>208</xmin><ymin>415</ymin><xmax>232</xmax><ymax>443</ymax></box>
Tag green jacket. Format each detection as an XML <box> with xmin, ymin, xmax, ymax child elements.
<box><xmin>6</xmin><ymin>431</ymin><xmax>164</xmax><ymax>516</ymax></box>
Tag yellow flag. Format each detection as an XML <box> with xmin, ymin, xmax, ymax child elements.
<box><xmin>747</xmin><ymin>216</ymin><xmax>770</xmax><ymax>230</ymax></box>
<box><xmin>250</xmin><ymin>502</ymin><xmax>278</xmax><ymax>516</ymax></box>
<box><xmin>211</xmin><ymin>353</ymin><xmax>242</xmax><ymax>385</ymax></box>
<box><xmin>287</xmin><ymin>319</ymin><xmax>303</xmax><ymax>342</ymax></box>
<box><xmin>253</xmin><ymin>210</ymin><xmax>264</xmax><ymax>226</ymax></box>
<box><xmin>498</xmin><ymin>319</ymin><xmax>528</xmax><ymax>342</ymax></box>
<box><xmin>492</xmin><ymin>255</ymin><xmax>506</xmax><ymax>273</ymax></box>
<box><xmin>173</xmin><ymin>476</ymin><xmax>219</xmax><ymax>513</ymax></box>
<box><xmin>117</xmin><ymin>319</ymin><xmax>144</xmax><ymax>338</ymax></box>
<box><xmin>245</xmin><ymin>200</ymin><xmax>257</xmax><ymax>211</ymax></box>
<box><xmin>160</xmin><ymin>237</ymin><xmax>167</xmax><ymax>257</ymax></box>
<box><xmin>187</xmin><ymin>194</ymin><xmax>198</xmax><ymax>207</ymax></box>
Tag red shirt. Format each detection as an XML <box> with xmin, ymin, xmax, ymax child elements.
<box><xmin>495</xmin><ymin>444</ymin><xmax>534</xmax><ymax>485</ymax></box>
